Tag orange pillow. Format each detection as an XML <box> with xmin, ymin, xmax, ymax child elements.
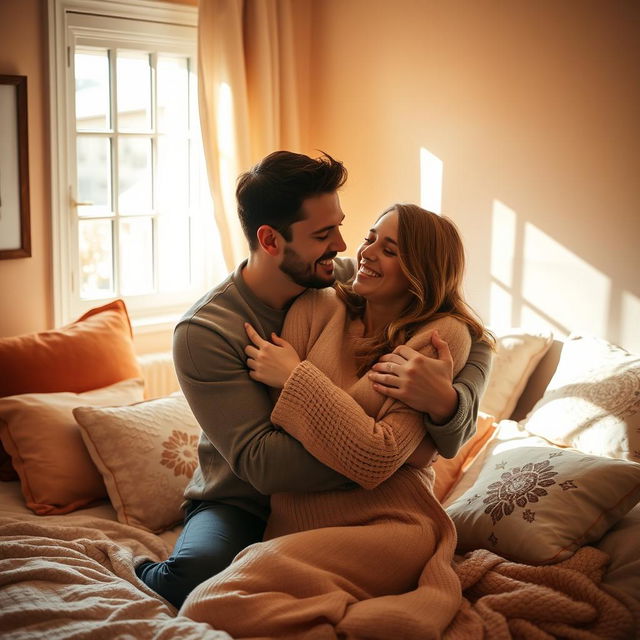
<box><xmin>0</xmin><ymin>300</ymin><xmax>142</xmax><ymax>480</ymax></box>
<box><xmin>432</xmin><ymin>412</ymin><xmax>497</xmax><ymax>502</ymax></box>
<box><xmin>0</xmin><ymin>378</ymin><xmax>144</xmax><ymax>514</ymax></box>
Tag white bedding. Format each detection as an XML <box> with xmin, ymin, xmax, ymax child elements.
<box><xmin>0</xmin><ymin>481</ymin><xmax>230</xmax><ymax>640</ymax></box>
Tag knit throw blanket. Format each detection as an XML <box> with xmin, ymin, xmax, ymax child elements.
<box><xmin>446</xmin><ymin>546</ymin><xmax>639</xmax><ymax>640</ymax></box>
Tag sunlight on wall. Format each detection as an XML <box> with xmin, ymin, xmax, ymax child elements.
<box><xmin>522</xmin><ymin>223</ymin><xmax>610</xmax><ymax>336</ymax></box>
<box><xmin>621</xmin><ymin>291</ymin><xmax>640</xmax><ymax>353</ymax></box>
<box><xmin>419</xmin><ymin>147</ymin><xmax>443</xmax><ymax>214</ymax></box>
<box><xmin>489</xmin><ymin>200</ymin><xmax>517</xmax><ymax>331</ymax></box>
<box><xmin>489</xmin><ymin>200</ymin><xmax>612</xmax><ymax>340</ymax></box>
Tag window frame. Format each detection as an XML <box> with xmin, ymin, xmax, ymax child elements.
<box><xmin>48</xmin><ymin>0</ymin><xmax>217</xmax><ymax>330</ymax></box>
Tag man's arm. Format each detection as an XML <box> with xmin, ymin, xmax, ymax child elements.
<box><xmin>174</xmin><ymin>320</ymin><xmax>352</xmax><ymax>495</ymax></box>
<box><xmin>369</xmin><ymin>337</ymin><xmax>493</xmax><ymax>459</ymax></box>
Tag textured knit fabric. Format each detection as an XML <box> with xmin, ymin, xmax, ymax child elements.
<box><xmin>180</xmin><ymin>288</ymin><xmax>472</xmax><ymax>639</ymax></box>
<box><xmin>173</xmin><ymin>259</ymin><xmax>356</xmax><ymax>520</ymax></box>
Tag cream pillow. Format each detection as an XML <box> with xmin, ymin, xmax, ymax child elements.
<box><xmin>446</xmin><ymin>445</ymin><xmax>640</xmax><ymax>565</ymax></box>
<box><xmin>523</xmin><ymin>334</ymin><xmax>640</xmax><ymax>462</ymax></box>
<box><xmin>480</xmin><ymin>329</ymin><xmax>554</xmax><ymax>420</ymax></box>
<box><xmin>0</xmin><ymin>378</ymin><xmax>144</xmax><ymax>514</ymax></box>
<box><xmin>73</xmin><ymin>392</ymin><xmax>201</xmax><ymax>533</ymax></box>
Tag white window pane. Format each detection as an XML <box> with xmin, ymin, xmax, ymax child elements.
<box><xmin>157</xmin><ymin>137</ymin><xmax>189</xmax><ymax>214</ymax></box>
<box><xmin>120</xmin><ymin>217</ymin><xmax>154</xmax><ymax>295</ymax></box>
<box><xmin>79</xmin><ymin>219</ymin><xmax>114</xmax><ymax>298</ymax></box>
<box><xmin>158</xmin><ymin>216</ymin><xmax>190</xmax><ymax>292</ymax></box>
<box><xmin>117</xmin><ymin>51</ymin><xmax>151</xmax><ymax>131</ymax></box>
<box><xmin>75</xmin><ymin>49</ymin><xmax>110</xmax><ymax>131</ymax></box>
<box><xmin>119</xmin><ymin>137</ymin><xmax>152</xmax><ymax>213</ymax></box>
<box><xmin>76</xmin><ymin>136</ymin><xmax>111</xmax><ymax>217</ymax></box>
<box><xmin>158</xmin><ymin>56</ymin><xmax>189</xmax><ymax>133</ymax></box>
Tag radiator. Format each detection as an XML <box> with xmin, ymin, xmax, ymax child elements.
<box><xmin>137</xmin><ymin>351</ymin><xmax>181</xmax><ymax>399</ymax></box>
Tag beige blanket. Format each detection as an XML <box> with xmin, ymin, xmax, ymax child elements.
<box><xmin>447</xmin><ymin>546</ymin><xmax>640</xmax><ymax>639</ymax></box>
<box><xmin>0</xmin><ymin>515</ymin><xmax>230</xmax><ymax>640</ymax></box>
<box><xmin>1</xmin><ymin>514</ymin><xmax>638</xmax><ymax>639</ymax></box>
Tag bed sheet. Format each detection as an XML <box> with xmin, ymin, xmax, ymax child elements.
<box><xmin>0</xmin><ymin>481</ymin><xmax>231</xmax><ymax>640</ymax></box>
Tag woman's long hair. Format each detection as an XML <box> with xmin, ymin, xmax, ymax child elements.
<box><xmin>336</xmin><ymin>203</ymin><xmax>494</xmax><ymax>375</ymax></box>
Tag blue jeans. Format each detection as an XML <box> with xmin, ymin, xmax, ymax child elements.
<box><xmin>135</xmin><ymin>500</ymin><xmax>266</xmax><ymax>609</ymax></box>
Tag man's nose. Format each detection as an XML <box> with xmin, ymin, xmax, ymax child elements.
<box><xmin>332</xmin><ymin>229</ymin><xmax>347</xmax><ymax>253</ymax></box>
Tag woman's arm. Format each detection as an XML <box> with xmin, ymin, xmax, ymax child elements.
<box><xmin>269</xmin><ymin>320</ymin><xmax>470</xmax><ymax>488</ymax></box>
<box><xmin>270</xmin><ymin>358</ymin><xmax>429</xmax><ymax>489</ymax></box>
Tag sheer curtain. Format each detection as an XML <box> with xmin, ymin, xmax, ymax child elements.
<box><xmin>198</xmin><ymin>0</ymin><xmax>305</xmax><ymax>269</ymax></box>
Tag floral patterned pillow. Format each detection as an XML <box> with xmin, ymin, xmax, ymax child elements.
<box><xmin>523</xmin><ymin>334</ymin><xmax>640</xmax><ymax>462</ymax></box>
<box><xmin>446</xmin><ymin>445</ymin><xmax>640</xmax><ymax>564</ymax></box>
<box><xmin>73</xmin><ymin>392</ymin><xmax>200</xmax><ymax>533</ymax></box>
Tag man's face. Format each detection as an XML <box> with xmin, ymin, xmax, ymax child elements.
<box><xmin>279</xmin><ymin>192</ymin><xmax>347</xmax><ymax>289</ymax></box>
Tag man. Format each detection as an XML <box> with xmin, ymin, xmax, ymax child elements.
<box><xmin>136</xmin><ymin>151</ymin><xmax>492</xmax><ymax>609</ymax></box>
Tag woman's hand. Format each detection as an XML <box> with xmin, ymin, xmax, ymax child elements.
<box><xmin>244</xmin><ymin>323</ymin><xmax>301</xmax><ymax>388</ymax></box>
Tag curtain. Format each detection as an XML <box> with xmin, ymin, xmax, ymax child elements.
<box><xmin>198</xmin><ymin>0</ymin><xmax>305</xmax><ymax>270</ymax></box>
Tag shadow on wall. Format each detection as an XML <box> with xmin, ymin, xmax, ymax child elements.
<box><xmin>419</xmin><ymin>147</ymin><xmax>640</xmax><ymax>353</ymax></box>
<box><xmin>489</xmin><ymin>198</ymin><xmax>639</xmax><ymax>353</ymax></box>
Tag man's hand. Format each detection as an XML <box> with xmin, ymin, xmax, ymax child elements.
<box><xmin>244</xmin><ymin>323</ymin><xmax>301</xmax><ymax>388</ymax></box>
<box><xmin>369</xmin><ymin>331</ymin><xmax>458</xmax><ymax>424</ymax></box>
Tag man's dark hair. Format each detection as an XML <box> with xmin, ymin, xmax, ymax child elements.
<box><xmin>236</xmin><ymin>150</ymin><xmax>347</xmax><ymax>250</ymax></box>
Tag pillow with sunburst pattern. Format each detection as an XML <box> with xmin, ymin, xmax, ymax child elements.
<box><xmin>446</xmin><ymin>444</ymin><xmax>640</xmax><ymax>564</ymax></box>
<box><xmin>74</xmin><ymin>392</ymin><xmax>200</xmax><ymax>533</ymax></box>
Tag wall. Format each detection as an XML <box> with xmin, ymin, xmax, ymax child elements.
<box><xmin>0</xmin><ymin>0</ymin><xmax>52</xmax><ymax>337</ymax></box>
<box><xmin>2</xmin><ymin>0</ymin><xmax>639</xmax><ymax>354</ymax></box>
<box><xmin>305</xmin><ymin>0</ymin><xmax>640</xmax><ymax>352</ymax></box>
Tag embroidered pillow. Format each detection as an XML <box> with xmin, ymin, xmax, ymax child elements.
<box><xmin>480</xmin><ymin>329</ymin><xmax>554</xmax><ymax>421</ymax></box>
<box><xmin>446</xmin><ymin>445</ymin><xmax>640</xmax><ymax>564</ymax></box>
<box><xmin>0</xmin><ymin>378</ymin><xmax>145</xmax><ymax>514</ymax></box>
<box><xmin>73</xmin><ymin>393</ymin><xmax>201</xmax><ymax>533</ymax></box>
<box><xmin>523</xmin><ymin>335</ymin><xmax>640</xmax><ymax>462</ymax></box>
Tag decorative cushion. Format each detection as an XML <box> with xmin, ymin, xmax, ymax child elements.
<box><xmin>432</xmin><ymin>412</ymin><xmax>497</xmax><ymax>502</ymax></box>
<box><xmin>480</xmin><ymin>329</ymin><xmax>554</xmax><ymax>420</ymax></box>
<box><xmin>446</xmin><ymin>445</ymin><xmax>640</xmax><ymax>565</ymax></box>
<box><xmin>523</xmin><ymin>334</ymin><xmax>640</xmax><ymax>462</ymax></box>
<box><xmin>74</xmin><ymin>393</ymin><xmax>201</xmax><ymax>533</ymax></box>
<box><xmin>0</xmin><ymin>300</ymin><xmax>142</xmax><ymax>480</ymax></box>
<box><xmin>0</xmin><ymin>378</ymin><xmax>144</xmax><ymax>515</ymax></box>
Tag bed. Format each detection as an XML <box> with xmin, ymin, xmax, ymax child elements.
<box><xmin>0</xmin><ymin>300</ymin><xmax>639</xmax><ymax>638</ymax></box>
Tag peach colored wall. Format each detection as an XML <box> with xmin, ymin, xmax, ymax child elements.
<box><xmin>305</xmin><ymin>0</ymin><xmax>640</xmax><ymax>352</ymax></box>
<box><xmin>2</xmin><ymin>0</ymin><xmax>638</xmax><ymax>356</ymax></box>
<box><xmin>0</xmin><ymin>0</ymin><xmax>52</xmax><ymax>337</ymax></box>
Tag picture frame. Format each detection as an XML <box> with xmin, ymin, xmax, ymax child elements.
<box><xmin>0</xmin><ymin>74</ymin><xmax>31</xmax><ymax>259</ymax></box>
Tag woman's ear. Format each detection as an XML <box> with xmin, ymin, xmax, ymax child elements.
<box><xmin>256</xmin><ymin>225</ymin><xmax>283</xmax><ymax>257</ymax></box>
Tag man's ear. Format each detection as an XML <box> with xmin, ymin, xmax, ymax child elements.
<box><xmin>256</xmin><ymin>225</ymin><xmax>283</xmax><ymax>257</ymax></box>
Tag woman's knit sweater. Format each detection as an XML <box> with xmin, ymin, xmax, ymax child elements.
<box><xmin>266</xmin><ymin>286</ymin><xmax>471</xmax><ymax>536</ymax></box>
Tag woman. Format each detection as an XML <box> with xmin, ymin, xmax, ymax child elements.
<box><xmin>180</xmin><ymin>204</ymin><xmax>493</xmax><ymax>639</ymax></box>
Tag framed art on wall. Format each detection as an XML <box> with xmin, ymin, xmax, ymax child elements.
<box><xmin>0</xmin><ymin>74</ymin><xmax>31</xmax><ymax>259</ymax></box>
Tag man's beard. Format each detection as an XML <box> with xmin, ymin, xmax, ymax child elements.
<box><xmin>279</xmin><ymin>246</ymin><xmax>336</xmax><ymax>289</ymax></box>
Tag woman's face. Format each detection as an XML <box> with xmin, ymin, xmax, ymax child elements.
<box><xmin>353</xmin><ymin>209</ymin><xmax>412</xmax><ymax>307</ymax></box>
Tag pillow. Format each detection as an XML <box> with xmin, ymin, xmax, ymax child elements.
<box><xmin>432</xmin><ymin>412</ymin><xmax>497</xmax><ymax>502</ymax></box>
<box><xmin>446</xmin><ymin>445</ymin><xmax>640</xmax><ymax>565</ymax></box>
<box><xmin>0</xmin><ymin>378</ymin><xmax>144</xmax><ymax>514</ymax></box>
<box><xmin>0</xmin><ymin>299</ymin><xmax>142</xmax><ymax>480</ymax></box>
<box><xmin>480</xmin><ymin>329</ymin><xmax>553</xmax><ymax>420</ymax></box>
<box><xmin>523</xmin><ymin>334</ymin><xmax>640</xmax><ymax>462</ymax></box>
<box><xmin>74</xmin><ymin>393</ymin><xmax>201</xmax><ymax>533</ymax></box>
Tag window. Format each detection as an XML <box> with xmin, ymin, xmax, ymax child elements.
<box><xmin>49</xmin><ymin>0</ymin><xmax>225</xmax><ymax>328</ymax></box>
